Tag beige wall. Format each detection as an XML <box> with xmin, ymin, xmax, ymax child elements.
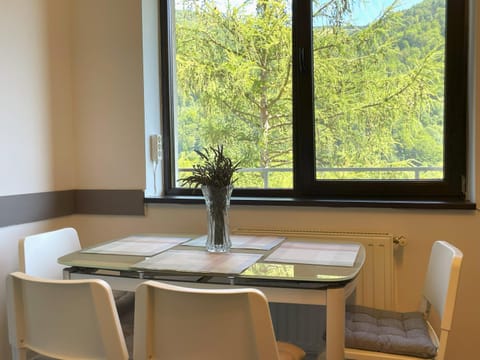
<box><xmin>0</xmin><ymin>0</ymin><xmax>75</xmax><ymax>195</ymax></box>
<box><xmin>0</xmin><ymin>0</ymin><xmax>76</xmax><ymax>354</ymax></box>
<box><xmin>71</xmin><ymin>0</ymin><xmax>146</xmax><ymax>189</ymax></box>
<box><xmin>0</xmin><ymin>0</ymin><xmax>479</xmax><ymax>358</ymax></box>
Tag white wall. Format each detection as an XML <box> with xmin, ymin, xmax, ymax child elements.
<box><xmin>0</xmin><ymin>0</ymin><xmax>76</xmax><ymax>355</ymax></box>
<box><xmin>71</xmin><ymin>0</ymin><xmax>146</xmax><ymax>189</ymax></box>
<box><xmin>0</xmin><ymin>1</ymin><xmax>479</xmax><ymax>359</ymax></box>
<box><xmin>0</xmin><ymin>0</ymin><xmax>75</xmax><ymax>195</ymax></box>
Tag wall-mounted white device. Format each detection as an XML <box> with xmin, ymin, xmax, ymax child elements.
<box><xmin>150</xmin><ymin>134</ymin><xmax>162</xmax><ymax>162</ymax></box>
<box><xmin>149</xmin><ymin>134</ymin><xmax>162</xmax><ymax>195</ymax></box>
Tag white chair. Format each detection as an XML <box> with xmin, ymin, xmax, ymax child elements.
<box><xmin>6</xmin><ymin>271</ymin><xmax>129</xmax><ymax>360</ymax></box>
<box><xmin>19</xmin><ymin>227</ymin><xmax>81</xmax><ymax>280</ymax></box>
<box><xmin>19</xmin><ymin>227</ymin><xmax>135</xmax><ymax>357</ymax></box>
<box><xmin>133</xmin><ymin>280</ymin><xmax>306</xmax><ymax>360</ymax></box>
<box><xmin>344</xmin><ymin>240</ymin><xmax>463</xmax><ymax>360</ymax></box>
<box><xmin>19</xmin><ymin>227</ymin><xmax>134</xmax><ymax>310</ymax></box>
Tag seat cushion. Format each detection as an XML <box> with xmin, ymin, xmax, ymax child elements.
<box><xmin>113</xmin><ymin>290</ymin><xmax>135</xmax><ymax>316</ymax></box>
<box><xmin>113</xmin><ymin>290</ymin><xmax>135</xmax><ymax>359</ymax></box>
<box><xmin>345</xmin><ymin>305</ymin><xmax>437</xmax><ymax>359</ymax></box>
<box><xmin>277</xmin><ymin>341</ymin><xmax>306</xmax><ymax>360</ymax></box>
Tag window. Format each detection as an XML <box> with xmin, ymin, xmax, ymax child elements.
<box><xmin>159</xmin><ymin>0</ymin><xmax>469</xmax><ymax>205</ymax></box>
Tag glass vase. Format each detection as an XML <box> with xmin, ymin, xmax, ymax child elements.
<box><xmin>201</xmin><ymin>185</ymin><xmax>233</xmax><ymax>252</ymax></box>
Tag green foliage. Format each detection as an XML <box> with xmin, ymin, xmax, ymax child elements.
<box><xmin>313</xmin><ymin>0</ymin><xmax>445</xmax><ymax>171</ymax></box>
<box><xmin>180</xmin><ymin>145</ymin><xmax>241</xmax><ymax>188</ymax></box>
<box><xmin>176</xmin><ymin>0</ymin><xmax>292</xmax><ymax>174</ymax></box>
<box><xmin>174</xmin><ymin>0</ymin><xmax>447</xmax><ymax>187</ymax></box>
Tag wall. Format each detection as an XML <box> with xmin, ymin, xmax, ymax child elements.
<box><xmin>71</xmin><ymin>0</ymin><xmax>145</xmax><ymax>189</ymax></box>
<box><xmin>0</xmin><ymin>0</ymin><xmax>76</xmax><ymax>355</ymax></box>
<box><xmin>0</xmin><ymin>0</ymin><xmax>479</xmax><ymax>359</ymax></box>
<box><xmin>0</xmin><ymin>0</ymin><xmax>75</xmax><ymax>195</ymax></box>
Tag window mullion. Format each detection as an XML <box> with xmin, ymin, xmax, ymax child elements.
<box><xmin>292</xmin><ymin>0</ymin><xmax>315</xmax><ymax>195</ymax></box>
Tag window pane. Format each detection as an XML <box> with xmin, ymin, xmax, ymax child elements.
<box><xmin>313</xmin><ymin>0</ymin><xmax>445</xmax><ymax>181</ymax></box>
<box><xmin>173</xmin><ymin>0</ymin><xmax>293</xmax><ymax>189</ymax></box>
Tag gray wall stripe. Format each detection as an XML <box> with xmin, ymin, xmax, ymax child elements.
<box><xmin>0</xmin><ymin>189</ymin><xmax>144</xmax><ymax>227</ymax></box>
<box><xmin>75</xmin><ymin>189</ymin><xmax>145</xmax><ymax>215</ymax></box>
<box><xmin>0</xmin><ymin>190</ymin><xmax>75</xmax><ymax>227</ymax></box>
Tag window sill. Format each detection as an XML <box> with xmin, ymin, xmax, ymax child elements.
<box><xmin>145</xmin><ymin>195</ymin><xmax>476</xmax><ymax>210</ymax></box>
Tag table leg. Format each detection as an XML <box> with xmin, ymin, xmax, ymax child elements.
<box><xmin>62</xmin><ymin>268</ymin><xmax>71</xmax><ymax>280</ymax></box>
<box><xmin>323</xmin><ymin>287</ymin><xmax>345</xmax><ymax>360</ymax></box>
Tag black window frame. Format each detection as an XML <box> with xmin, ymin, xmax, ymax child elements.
<box><xmin>157</xmin><ymin>0</ymin><xmax>471</xmax><ymax>207</ymax></box>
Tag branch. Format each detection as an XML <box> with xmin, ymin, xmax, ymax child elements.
<box><xmin>325</xmin><ymin>50</ymin><xmax>438</xmax><ymax>121</ymax></box>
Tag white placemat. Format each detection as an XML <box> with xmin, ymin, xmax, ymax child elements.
<box><xmin>265</xmin><ymin>241</ymin><xmax>360</xmax><ymax>267</ymax></box>
<box><xmin>81</xmin><ymin>236</ymin><xmax>191</xmax><ymax>256</ymax></box>
<box><xmin>184</xmin><ymin>235</ymin><xmax>284</xmax><ymax>250</ymax></box>
<box><xmin>133</xmin><ymin>249</ymin><xmax>263</xmax><ymax>274</ymax></box>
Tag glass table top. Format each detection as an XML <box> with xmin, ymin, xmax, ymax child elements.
<box><xmin>58</xmin><ymin>234</ymin><xmax>366</xmax><ymax>288</ymax></box>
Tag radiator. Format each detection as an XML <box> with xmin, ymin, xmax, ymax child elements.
<box><xmin>233</xmin><ymin>227</ymin><xmax>398</xmax><ymax>355</ymax></box>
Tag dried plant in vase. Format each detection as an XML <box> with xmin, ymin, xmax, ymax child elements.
<box><xmin>181</xmin><ymin>145</ymin><xmax>240</xmax><ymax>252</ymax></box>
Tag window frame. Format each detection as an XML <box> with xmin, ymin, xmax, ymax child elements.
<box><xmin>157</xmin><ymin>0</ymin><xmax>471</xmax><ymax>207</ymax></box>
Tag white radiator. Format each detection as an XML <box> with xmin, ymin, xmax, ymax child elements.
<box><xmin>233</xmin><ymin>227</ymin><xmax>398</xmax><ymax>355</ymax></box>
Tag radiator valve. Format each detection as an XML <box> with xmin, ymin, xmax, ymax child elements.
<box><xmin>393</xmin><ymin>235</ymin><xmax>407</xmax><ymax>247</ymax></box>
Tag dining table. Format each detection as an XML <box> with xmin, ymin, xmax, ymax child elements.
<box><xmin>58</xmin><ymin>233</ymin><xmax>366</xmax><ymax>360</ymax></box>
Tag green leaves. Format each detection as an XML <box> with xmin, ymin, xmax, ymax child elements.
<box><xmin>175</xmin><ymin>0</ymin><xmax>446</xmax><ymax>185</ymax></box>
<box><xmin>180</xmin><ymin>145</ymin><xmax>241</xmax><ymax>188</ymax></box>
<box><xmin>176</xmin><ymin>0</ymin><xmax>292</xmax><ymax>175</ymax></box>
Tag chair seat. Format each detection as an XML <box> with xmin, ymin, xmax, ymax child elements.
<box><xmin>277</xmin><ymin>341</ymin><xmax>306</xmax><ymax>360</ymax></box>
<box><xmin>113</xmin><ymin>290</ymin><xmax>135</xmax><ymax>359</ymax></box>
<box><xmin>113</xmin><ymin>290</ymin><xmax>135</xmax><ymax>315</ymax></box>
<box><xmin>345</xmin><ymin>305</ymin><xmax>437</xmax><ymax>359</ymax></box>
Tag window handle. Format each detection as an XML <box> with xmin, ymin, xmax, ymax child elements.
<box><xmin>299</xmin><ymin>48</ymin><xmax>306</xmax><ymax>73</ymax></box>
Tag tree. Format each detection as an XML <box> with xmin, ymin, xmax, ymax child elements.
<box><xmin>176</xmin><ymin>0</ymin><xmax>292</xmax><ymax>187</ymax></box>
<box><xmin>312</xmin><ymin>0</ymin><xmax>445</xmax><ymax>179</ymax></box>
<box><xmin>174</xmin><ymin>0</ymin><xmax>446</xmax><ymax>185</ymax></box>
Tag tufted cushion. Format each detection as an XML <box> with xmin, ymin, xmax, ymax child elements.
<box><xmin>113</xmin><ymin>290</ymin><xmax>135</xmax><ymax>316</ymax></box>
<box><xmin>113</xmin><ymin>290</ymin><xmax>135</xmax><ymax>359</ymax></box>
<box><xmin>345</xmin><ymin>305</ymin><xmax>437</xmax><ymax>359</ymax></box>
<box><xmin>277</xmin><ymin>341</ymin><xmax>306</xmax><ymax>360</ymax></box>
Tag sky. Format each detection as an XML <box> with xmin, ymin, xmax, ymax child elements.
<box><xmin>177</xmin><ymin>0</ymin><xmax>425</xmax><ymax>26</ymax></box>
<box><xmin>350</xmin><ymin>0</ymin><xmax>424</xmax><ymax>26</ymax></box>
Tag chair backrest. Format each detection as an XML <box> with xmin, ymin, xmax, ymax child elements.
<box><xmin>422</xmin><ymin>240</ymin><xmax>463</xmax><ymax>359</ymax></box>
<box><xmin>19</xmin><ymin>227</ymin><xmax>81</xmax><ymax>279</ymax></box>
<box><xmin>134</xmin><ymin>281</ymin><xmax>281</xmax><ymax>360</ymax></box>
<box><xmin>6</xmin><ymin>271</ymin><xmax>129</xmax><ymax>360</ymax></box>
